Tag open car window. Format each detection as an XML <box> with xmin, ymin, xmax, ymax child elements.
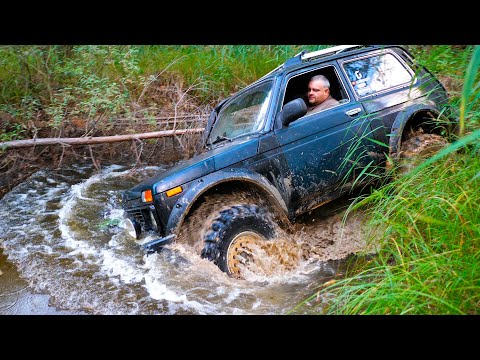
<box><xmin>282</xmin><ymin>65</ymin><xmax>349</xmax><ymax>110</ymax></box>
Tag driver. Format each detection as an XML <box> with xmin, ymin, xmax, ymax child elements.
<box><xmin>306</xmin><ymin>74</ymin><xmax>339</xmax><ymax>115</ymax></box>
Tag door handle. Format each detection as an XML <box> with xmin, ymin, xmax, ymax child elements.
<box><xmin>345</xmin><ymin>108</ymin><xmax>361</xmax><ymax>116</ymax></box>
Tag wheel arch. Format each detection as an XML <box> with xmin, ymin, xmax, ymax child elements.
<box><xmin>165</xmin><ymin>169</ymin><xmax>291</xmax><ymax>236</ymax></box>
<box><xmin>389</xmin><ymin>103</ymin><xmax>451</xmax><ymax>158</ymax></box>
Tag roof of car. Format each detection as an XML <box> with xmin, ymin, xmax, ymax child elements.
<box><xmin>258</xmin><ymin>44</ymin><xmax>397</xmax><ymax>81</ymax></box>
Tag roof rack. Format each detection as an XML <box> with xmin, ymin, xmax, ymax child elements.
<box><xmin>300</xmin><ymin>45</ymin><xmax>365</xmax><ymax>62</ymax></box>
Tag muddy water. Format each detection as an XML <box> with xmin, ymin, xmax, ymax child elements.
<box><xmin>0</xmin><ymin>163</ymin><xmax>371</xmax><ymax>315</ymax></box>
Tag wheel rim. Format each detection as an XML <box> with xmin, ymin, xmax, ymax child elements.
<box><xmin>226</xmin><ymin>231</ymin><xmax>265</xmax><ymax>278</ymax></box>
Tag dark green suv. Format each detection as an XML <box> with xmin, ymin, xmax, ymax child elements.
<box><xmin>122</xmin><ymin>45</ymin><xmax>457</xmax><ymax>278</ymax></box>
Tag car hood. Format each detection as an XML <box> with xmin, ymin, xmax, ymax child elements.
<box><xmin>124</xmin><ymin>136</ymin><xmax>260</xmax><ymax>200</ymax></box>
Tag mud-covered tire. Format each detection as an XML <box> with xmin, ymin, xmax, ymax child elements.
<box><xmin>202</xmin><ymin>204</ymin><xmax>277</xmax><ymax>277</ymax></box>
<box><xmin>398</xmin><ymin>132</ymin><xmax>448</xmax><ymax>174</ymax></box>
<box><xmin>176</xmin><ymin>193</ymin><xmax>278</xmax><ymax>278</ymax></box>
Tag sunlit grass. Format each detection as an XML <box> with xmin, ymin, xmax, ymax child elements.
<box><xmin>293</xmin><ymin>143</ymin><xmax>480</xmax><ymax>315</ymax></box>
<box><xmin>0</xmin><ymin>45</ymin><xmax>328</xmax><ymax>134</ymax></box>
<box><xmin>294</xmin><ymin>46</ymin><xmax>480</xmax><ymax>315</ymax></box>
<box><xmin>133</xmin><ymin>45</ymin><xmax>328</xmax><ymax>103</ymax></box>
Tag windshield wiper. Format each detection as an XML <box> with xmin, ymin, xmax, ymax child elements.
<box><xmin>207</xmin><ymin>135</ymin><xmax>233</xmax><ymax>147</ymax></box>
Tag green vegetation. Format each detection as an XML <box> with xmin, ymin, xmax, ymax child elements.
<box><xmin>0</xmin><ymin>45</ymin><xmax>328</xmax><ymax>141</ymax></box>
<box><xmin>294</xmin><ymin>46</ymin><xmax>480</xmax><ymax>315</ymax></box>
<box><xmin>297</xmin><ymin>140</ymin><xmax>479</xmax><ymax>314</ymax></box>
<box><xmin>0</xmin><ymin>45</ymin><xmax>474</xmax><ymax>140</ymax></box>
<box><xmin>1</xmin><ymin>45</ymin><xmax>477</xmax><ymax>314</ymax></box>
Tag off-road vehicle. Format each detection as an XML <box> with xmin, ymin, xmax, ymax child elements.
<box><xmin>122</xmin><ymin>45</ymin><xmax>457</xmax><ymax>278</ymax></box>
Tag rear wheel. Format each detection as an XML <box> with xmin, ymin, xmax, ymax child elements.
<box><xmin>398</xmin><ymin>132</ymin><xmax>448</xmax><ymax>174</ymax></box>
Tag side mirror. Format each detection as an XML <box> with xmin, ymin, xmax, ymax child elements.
<box><xmin>276</xmin><ymin>98</ymin><xmax>308</xmax><ymax>127</ymax></box>
<box><xmin>196</xmin><ymin>97</ymin><xmax>230</xmax><ymax>155</ymax></box>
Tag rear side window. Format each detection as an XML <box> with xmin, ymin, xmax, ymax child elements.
<box><xmin>342</xmin><ymin>52</ymin><xmax>413</xmax><ymax>98</ymax></box>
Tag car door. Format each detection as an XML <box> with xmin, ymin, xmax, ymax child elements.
<box><xmin>274</xmin><ymin>67</ymin><xmax>375</xmax><ymax>215</ymax></box>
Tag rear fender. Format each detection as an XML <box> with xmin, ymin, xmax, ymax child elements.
<box><xmin>389</xmin><ymin>102</ymin><xmax>441</xmax><ymax>157</ymax></box>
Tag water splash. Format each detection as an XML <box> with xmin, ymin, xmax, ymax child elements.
<box><xmin>0</xmin><ymin>163</ymin><xmax>369</xmax><ymax>314</ymax></box>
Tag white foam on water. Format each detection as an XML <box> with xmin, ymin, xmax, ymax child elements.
<box><xmin>107</xmin><ymin>237</ymin><xmax>119</xmax><ymax>248</ymax></box>
<box><xmin>251</xmin><ymin>300</ymin><xmax>262</xmax><ymax>310</ymax></box>
<box><xmin>144</xmin><ymin>276</ymin><xmax>187</xmax><ymax>302</ymax></box>
<box><xmin>143</xmin><ymin>270</ymin><xmax>218</xmax><ymax>315</ymax></box>
<box><xmin>222</xmin><ymin>287</ymin><xmax>243</xmax><ymax>304</ymax></box>
<box><xmin>39</xmin><ymin>244</ymin><xmax>53</xmax><ymax>255</ymax></box>
<box><xmin>1</xmin><ymin>163</ymin><xmax>354</xmax><ymax>315</ymax></box>
<box><xmin>108</xmin><ymin>208</ymin><xmax>127</xmax><ymax>222</ymax></box>
<box><xmin>56</xmin><ymin>166</ymin><xmax>136</xmax><ymax>257</ymax></box>
<box><xmin>100</xmin><ymin>250</ymin><xmax>144</xmax><ymax>284</ymax></box>
<box><xmin>67</xmin><ymin>245</ymin><xmax>101</xmax><ymax>259</ymax></box>
<box><xmin>141</xmin><ymin>252</ymin><xmax>222</xmax><ymax>314</ymax></box>
<box><xmin>57</xmin><ymin>189</ymin><xmax>96</xmax><ymax>259</ymax></box>
<box><xmin>16</xmin><ymin>193</ymin><xmax>28</xmax><ymax>201</ymax></box>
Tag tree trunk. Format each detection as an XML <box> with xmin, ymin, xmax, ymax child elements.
<box><xmin>0</xmin><ymin>129</ymin><xmax>204</xmax><ymax>150</ymax></box>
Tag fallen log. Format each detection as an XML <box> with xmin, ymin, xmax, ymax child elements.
<box><xmin>0</xmin><ymin>128</ymin><xmax>205</xmax><ymax>150</ymax></box>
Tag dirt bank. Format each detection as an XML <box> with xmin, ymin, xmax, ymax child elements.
<box><xmin>0</xmin><ymin>132</ymin><xmax>202</xmax><ymax>200</ymax></box>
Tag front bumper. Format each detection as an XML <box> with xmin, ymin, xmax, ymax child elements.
<box><xmin>123</xmin><ymin>205</ymin><xmax>175</xmax><ymax>253</ymax></box>
<box><xmin>124</xmin><ymin>215</ymin><xmax>176</xmax><ymax>253</ymax></box>
<box><xmin>138</xmin><ymin>234</ymin><xmax>176</xmax><ymax>253</ymax></box>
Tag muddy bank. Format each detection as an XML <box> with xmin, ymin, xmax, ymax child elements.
<box><xmin>0</xmin><ymin>133</ymin><xmax>200</xmax><ymax>200</ymax></box>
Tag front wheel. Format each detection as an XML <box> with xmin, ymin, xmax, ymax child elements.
<box><xmin>201</xmin><ymin>204</ymin><xmax>277</xmax><ymax>278</ymax></box>
<box><xmin>177</xmin><ymin>193</ymin><xmax>278</xmax><ymax>279</ymax></box>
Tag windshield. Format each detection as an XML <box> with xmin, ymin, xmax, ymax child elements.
<box><xmin>207</xmin><ymin>80</ymin><xmax>273</xmax><ymax>145</ymax></box>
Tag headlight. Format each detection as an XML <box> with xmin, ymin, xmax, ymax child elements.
<box><xmin>124</xmin><ymin>217</ymin><xmax>141</xmax><ymax>239</ymax></box>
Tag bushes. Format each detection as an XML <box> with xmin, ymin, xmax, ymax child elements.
<box><xmin>0</xmin><ymin>45</ymin><xmax>329</xmax><ymax>139</ymax></box>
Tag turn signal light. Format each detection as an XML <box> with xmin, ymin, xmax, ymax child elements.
<box><xmin>142</xmin><ymin>189</ymin><xmax>153</xmax><ymax>203</ymax></box>
<box><xmin>166</xmin><ymin>186</ymin><xmax>183</xmax><ymax>197</ymax></box>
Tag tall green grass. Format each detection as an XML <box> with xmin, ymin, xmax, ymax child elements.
<box><xmin>408</xmin><ymin>45</ymin><xmax>480</xmax><ymax>131</ymax></box>
<box><xmin>0</xmin><ymin>46</ymin><xmax>472</xmax><ymax>136</ymax></box>
<box><xmin>296</xmin><ymin>46</ymin><xmax>480</xmax><ymax>315</ymax></box>
<box><xmin>135</xmin><ymin>45</ymin><xmax>325</xmax><ymax>101</ymax></box>
<box><xmin>0</xmin><ymin>46</ymin><xmax>324</xmax><ymax>106</ymax></box>
<box><xmin>0</xmin><ymin>45</ymin><xmax>327</xmax><ymax>138</ymax></box>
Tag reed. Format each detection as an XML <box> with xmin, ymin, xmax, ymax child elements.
<box><xmin>295</xmin><ymin>46</ymin><xmax>480</xmax><ymax>315</ymax></box>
